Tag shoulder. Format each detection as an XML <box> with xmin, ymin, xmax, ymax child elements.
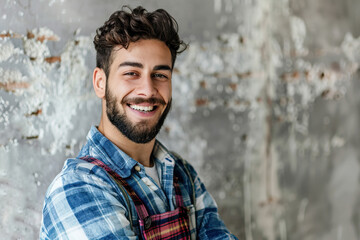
<box><xmin>44</xmin><ymin>158</ymin><xmax>119</xmax><ymax>202</ymax></box>
<box><xmin>41</xmin><ymin>158</ymin><xmax>137</xmax><ymax>239</ymax></box>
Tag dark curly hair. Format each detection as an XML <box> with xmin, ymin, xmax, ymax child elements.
<box><xmin>94</xmin><ymin>6</ymin><xmax>187</xmax><ymax>77</ymax></box>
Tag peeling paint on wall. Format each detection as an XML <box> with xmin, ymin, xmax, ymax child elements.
<box><xmin>0</xmin><ymin>28</ymin><xmax>94</xmax><ymax>154</ymax></box>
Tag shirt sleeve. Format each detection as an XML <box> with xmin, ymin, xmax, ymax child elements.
<box><xmin>39</xmin><ymin>165</ymin><xmax>138</xmax><ymax>240</ymax></box>
<box><xmin>184</xmin><ymin>162</ymin><xmax>239</xmax><ymax>240</ymax></box>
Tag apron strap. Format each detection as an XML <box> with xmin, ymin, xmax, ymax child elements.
<box><xmin>173</xmin><ymin>176</ymin><xmax>184</xmax><ymax>207</ymax></box>
<box><xmin>80</xmin><ymin>156</ymin><xmax>150</xmax><ymax>220</ymax></box>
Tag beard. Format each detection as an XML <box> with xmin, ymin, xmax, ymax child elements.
<box><xmin>105</xmin><ymin>86</ymin><xmax>171</xmax><ymax>144</ymax></box>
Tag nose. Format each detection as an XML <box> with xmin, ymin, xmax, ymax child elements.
<box><xmin>136</xmin><ymin>74</ymin><xmax>157</xmax><ymax>97</ymax></box>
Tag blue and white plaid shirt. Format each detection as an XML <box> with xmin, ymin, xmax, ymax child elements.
<box><xmin>40</xmin><ymin>126</ymin><xmax>238</xmax><ymax>239</ymax></box>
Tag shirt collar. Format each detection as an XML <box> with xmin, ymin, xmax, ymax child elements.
<box><xmin>152</xmin><ymin>140</ymin><xmax>176</xmax><ymax>167</ymax></box>
<box><xmin>78</xmin><ymin>126</ymin><xmax>175</xmax><ymax>178</ymax></box>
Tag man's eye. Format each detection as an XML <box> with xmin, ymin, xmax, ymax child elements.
<box><xmin>152</xmin><ymin>73</ymin><xmax>168</xmax><ymax>79</ymax></box>
<box><xmin>124</xmin><ymin>72</ymin><xmax>137</xmax><ymax>76</ymax></box>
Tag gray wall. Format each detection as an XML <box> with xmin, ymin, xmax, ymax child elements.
<box><xmin>1</xmin><ymin>0</ymin><xmax>360</xmax><ymax>239</ymax></box>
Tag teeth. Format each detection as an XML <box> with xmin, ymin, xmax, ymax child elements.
<box><xmin>130</xmin><ymin>105</ymin><xmax>154</xmax><ymax>112</ymax></box>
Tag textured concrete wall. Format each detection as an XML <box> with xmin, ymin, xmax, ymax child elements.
<box><xmin>1</xmin><ymin>0</ymin><xmax>360</xmax><ymax>239</ymax></box>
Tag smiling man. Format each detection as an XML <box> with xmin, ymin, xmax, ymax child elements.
<box><xmin>40</xmin><ymin>6</ymin><xmax>238</xmax><ymax>240</ymax></box>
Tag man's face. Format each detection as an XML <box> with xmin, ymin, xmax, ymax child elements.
<box><xmin>105</xmin><ymin>39</ymin><xmax>172</xmax><ymax>144</ymax></box>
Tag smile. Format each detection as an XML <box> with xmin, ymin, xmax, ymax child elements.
<box><xmin>128</xmin><ymin>104</ymin><xmax>157</xmax><ymax>112</ymax></box>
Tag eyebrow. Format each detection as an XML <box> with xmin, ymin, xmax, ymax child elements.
<box><xmin>119</xmin><ymin>61</ymin><xmax>143</xmax><ymax>68</ymax></box>
<box><xmin>118</xmin><ymin>61</ymin><xmax>172</xmax><ymax>71</ymax></box>
<box><xmin>153</xmin><ymin>65</ymin><xmax>172</xmax><ymax>71</ymax></box>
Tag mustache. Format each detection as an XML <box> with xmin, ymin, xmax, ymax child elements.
<box><xmin>121</xmin><ymin>97</ymin><xmax>166</xmax><ymax>105</ymax></box>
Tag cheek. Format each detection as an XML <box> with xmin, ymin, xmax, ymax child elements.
<box><xmin>111</xmin><ymin>84</ymin><xmax>133</xmax><ymax>100</ymax></box>
<box><xmin>160</xmin><ymin>84</ymin><xmax>172</xmax><ymax>102</ymax></box>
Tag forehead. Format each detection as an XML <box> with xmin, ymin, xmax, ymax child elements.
<box><xmin>110</xmin><ymin>39</ymin><xmax>172</xmax><ymax>67</ymax></box>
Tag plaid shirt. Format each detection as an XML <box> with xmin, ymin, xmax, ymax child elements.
<box><xmin>40</xmin><ymin>126</ymin><xmax>238</xmax><ymax>240</ymax></box>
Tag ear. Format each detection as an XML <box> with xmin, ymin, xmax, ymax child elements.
<box><xmin>93</xmin><ymin>67</ymin><xmax>106</xmax><ymax>99</ymax></box>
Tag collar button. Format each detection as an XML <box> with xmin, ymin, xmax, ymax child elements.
<box><xmin>134</xmin><ymin>165</ymin><xmax>141</xmax><ymax>172</ymax></box>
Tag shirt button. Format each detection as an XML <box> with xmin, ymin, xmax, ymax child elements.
<box><xmin>134</xmin><ymin>165</ymin><xmax>141</xmax><ymax>172</ymax></box>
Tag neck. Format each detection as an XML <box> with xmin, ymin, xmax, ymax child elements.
<box><xmin>98</xmin><ymin>114</ymin><xmax>155</xmax><ymax>167</ymax></box>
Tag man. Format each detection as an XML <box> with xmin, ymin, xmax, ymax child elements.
<box><xmin>40</xmin><ymin>6</ymin><xmax>238</xmax><ymax>240</ymax></box>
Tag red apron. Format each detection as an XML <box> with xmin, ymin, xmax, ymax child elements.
<box><xmin>81</xmin><ymin>156</ymin><xmax>191</xmax><ymax>240</ymax></box>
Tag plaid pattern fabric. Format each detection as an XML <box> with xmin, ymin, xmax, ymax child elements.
<box><xmin>81</xmin><ymin>156</ymin><xmax>191</xmax><ymax>240</ymax></box>
<box><xmin>79</xmin><ymin>156</ymin><xmax>149</xmax><ymax>220</ymax></box>
<box><xmin>40</xmin><ymin>126</ymin><xmax>238</xmax><ymax>240</ymax></box>
<box><xmin>139</xmin><ymin>207</ymin><xmax>190</xmax><ymax>240</ymax></box>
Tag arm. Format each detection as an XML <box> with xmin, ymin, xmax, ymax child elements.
<box><xmin>184</xmin><ymin>162</ymin><xmax>239</xmax><ymax>240</ymax></box>
<box><xmin>40</xmin><ymin>162</ymin><xmax>138</xmax><ymax>240</ymax></box>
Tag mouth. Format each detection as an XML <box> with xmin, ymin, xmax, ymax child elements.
<box><xmin>128</xmin><ymin>104</ymin><xmax>158</xmax><ymax>113</ymax></box>
<box><xmin>123</xmin><ymin>97</ymin><xmax>166</xmax><ymax>116</ymax></box>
